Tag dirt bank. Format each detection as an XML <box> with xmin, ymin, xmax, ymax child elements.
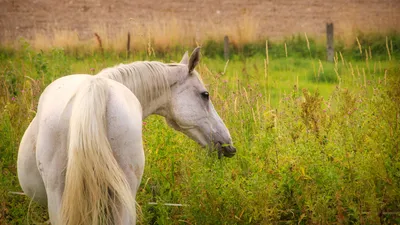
<box><xmin>1</xmin><ymin>0</ymin><xmax>399</xmax><ymax>43</ymax></box>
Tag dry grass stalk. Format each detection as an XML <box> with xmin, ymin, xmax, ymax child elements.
<box><xmin>368</xmin><ymin>46</ymin><xmax>372</xmax><ymax>59</ymax></box>
<box><xmin>317</xmin><ymin>60</ymin><xmax>324</xmax><ymax>79</ymax></box>
<box><xmin>234</xmin><ymin>97</ymin><xmax>238</xmax><ymax>114</ymax></box>
<box><xmin>334</xmin><ymin>52</ymin><xmax>338</xmax><ymax>70</ymax></box>
<box><xmin>365</xmin><ymin>49</ymin><xmax>369</xmax><ymax>73</ymax></box>
<box><xmin>334</xmin><ymin>68</ymin><xmax>341</xmax><ymax>88</ymax></box>
<box><xmin>243</xmin><ymin>87</ymin><xmax>250</xmax><ymax>105</ymax></box>
<box><xmin>264</xmin><ymin>59</ymin><xmax>267</xmax><ymax>79</ymax></box>
<box><xmin>284</xmin><ymin>42</ymin><xmax>288</xmax><ymax>58</ymax></box>
<box><xmin>222</xmin><ymin>60</ymin><xmax>230</xmax><ymax>75</ymax></box>
<box><xmin>252</xmin><ymin>107</ymin><xmax>257</xmax><ymax>124</ymax></box>
<box><xmin>339</xmin><ymin>52</ymin><xmax>345</xmax><ymax>66</ymax></box>
<box><xmin>356</xmin><ymin>37</ymin><xmax>363</xmax><ymax>55</ymax></box>
<box><xmin>362</xmin><ymin>68</ymin><xmax>367</xmax><ymax>87</ymax></box>
<box><xmin>349</xmin><ymin>62</ymin><xmax>355</xmax><ymax>82</ymax></box>
<box><xmin>94</xmin><ymin>33</ymin><xmax>104</xmax><ymax>54</ymax></box>
<box><xmin>265</xmin><ymin>40</ymin><xmax>269</xmax><ymax>65</ymax></box>
<box><xmin>390</xmin><ymin>39</ymin><xmax>393</xmax><ymax>54</ymax></box>
<box><xmin>386</xmin><ymin>36</ymin><xmax>392</xmax><ymax>61</ymax></box>
<box><xmin>304</xmin><ymin>32</ymin><xmax>310</xmax><ymax>51</ymax></box>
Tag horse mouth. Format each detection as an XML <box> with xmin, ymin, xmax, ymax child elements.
<box><xmin>215</xmin><ymin>142</ymin><xmax>236</xmax><ymax>159</ymax></box>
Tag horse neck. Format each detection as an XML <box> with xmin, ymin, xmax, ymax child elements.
<box><xmin>96</xmin><ymin>62</ymin><xmax>184</xmax><ymax>118</ymax></box>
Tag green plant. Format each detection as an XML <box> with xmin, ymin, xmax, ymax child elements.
<box><xmin>1</xmin><ymin>38</ymin><xmax>399</xmax><ymax>224</ymax></box>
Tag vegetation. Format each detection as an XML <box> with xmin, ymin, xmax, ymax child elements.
<box><xmin>0</xmin><ymin>34</ymin><xmax>399</xmax><ymax>224</ymax></box>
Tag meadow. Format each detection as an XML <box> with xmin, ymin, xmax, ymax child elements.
<box><xmin>0</xmin><ymin>33</ymin><xmax>399</xmax><ymax>224</ymax></box>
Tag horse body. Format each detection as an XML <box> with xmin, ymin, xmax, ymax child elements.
<box><xmin>19</xmin><ymin>75</ymin><xmax>144</xmax><ymax>224</ymax></box>
<box><xmin>17</xmin><ymin>48</ymin><xmax>236</xmax><ymax>224</ymax></box>
<box><xmin>18</xmin><ymin>75</ymin><xmax>93</xmax><ymax>206</ymax></box>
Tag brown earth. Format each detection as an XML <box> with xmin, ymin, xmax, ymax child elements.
<box><xmin>1</xmin><ymin>0</ymin><xmax>400</xmax><ymax>43</ymax></box>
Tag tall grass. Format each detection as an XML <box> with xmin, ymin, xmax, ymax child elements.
<box><xmin>0</xmin><ymin>35</ymin><xmax>399</xmax><ymax>224</ymax></box>
<box><xmin>4</xmin><ymin>13</ymin><xmax>260</xmax><ymax>55</ymax></box>
<box><xmin>3</xmin><ymin>14</ymin><xmax>399</xmax><ymax>61</ymax></box>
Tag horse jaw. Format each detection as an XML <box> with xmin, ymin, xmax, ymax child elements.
<box><xmin>163</xmin><ymin>91</ymin><xmax>236</xmax><ymax>158</ymax></box>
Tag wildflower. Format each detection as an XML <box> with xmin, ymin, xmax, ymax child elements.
<box><xmin>143</xmin><ymin>122</ymin><xmax>147</xmax><ymax>126</ymax></box>
<box><xmin>11</xmin><ymin>96</ymin><xmax>16</xmax><ymax>101</ymax></box>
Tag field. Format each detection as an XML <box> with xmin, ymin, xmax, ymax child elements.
<box><xmin>1</xmin><ymin>34</ymin><xmax>400</xmax><ymax>224</ymax></box>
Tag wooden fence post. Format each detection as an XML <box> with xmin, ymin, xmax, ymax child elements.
<box><xmin>127</xmin><ymin>32</ymin><xmax>131</xmax><ymax>58</ymax></box>
<box><xmin>224</xmin><ymin>35</ymin><xmax>229</xmax><ymax>60</ymax></box>
<box><xmin>327</xmin><ymin>23</ymin><xmax>334</xmax><ymax>62</ymax></box>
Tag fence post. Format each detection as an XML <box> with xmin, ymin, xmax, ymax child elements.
<box><xmin>224</xmin><ymin>35</ymin><xmax>229</xmax><ymax>60</ymax></box>
<box><xmin>327</xmin><ymin>23</ymin><xmax>334</xmax><ymax>62</ymax></box>
<box><xmin>127</xmin><ymin>32</ymin><xmax>131</xmax><ymax>58</ymax></box>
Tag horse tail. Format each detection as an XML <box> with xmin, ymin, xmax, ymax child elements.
<box><xmin>61</xmin><ymin>77</ymin><xmax>135</xmax><ymax>225</ymax></box>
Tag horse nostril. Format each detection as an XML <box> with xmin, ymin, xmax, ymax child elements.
<box><xmin>223</xmin><ymin>145</ymin><xmax>236</xmax><ymax>156</ymax></box>
<box><xmin>216</xmin><ymin>142</ymin><xmax>236</xmax><ymax>158</ymax></box>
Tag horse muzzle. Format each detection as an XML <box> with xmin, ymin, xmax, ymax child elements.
<box><xmin>215</xmin><ymin>142</ymin><xmax>236</xmax><ymax>159</ymax></box>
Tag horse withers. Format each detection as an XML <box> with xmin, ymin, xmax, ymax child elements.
<box><xmin>17</xmin><ymin>48</ymin><xmax>236</xmax><ymax>224</ymax></box>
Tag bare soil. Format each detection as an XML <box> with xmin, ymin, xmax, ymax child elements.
<box><xmin>1</xmin><ymin>0</ymin><xmax>399</xmax><ymax>42</ymax></box>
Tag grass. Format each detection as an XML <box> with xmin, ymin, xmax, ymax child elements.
<box><xmin>0</xmin><ymin>35</ymin><xmax>399</xmax><ymax>224</ymax></box>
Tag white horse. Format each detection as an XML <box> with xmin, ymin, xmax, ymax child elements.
<box><xmin>17</xmin><ymin>48</ymin><xmax>236</xmax><ymax>225</ymax></box>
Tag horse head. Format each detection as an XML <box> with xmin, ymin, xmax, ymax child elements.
<box><xmin>163</xmin><ymin>48</ymin><xmax>236</xmax><ymax>158</ymax></box>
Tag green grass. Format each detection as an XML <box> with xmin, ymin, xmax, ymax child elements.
<box><xmin>0</xmin><ymin>38</ymin><xmax>399</xmax><ymax>224</ymax></box>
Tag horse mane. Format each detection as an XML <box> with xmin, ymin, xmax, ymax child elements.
<box><xmin>96</xmin><ymin>61</ymin><xmax>172</xmax><ymax>104</ymax></box>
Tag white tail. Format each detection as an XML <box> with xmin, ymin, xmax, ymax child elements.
<box><xmin>61</xmin><ymin>77</ymin><xmax>135</xmax><ymax>225</ymax></box>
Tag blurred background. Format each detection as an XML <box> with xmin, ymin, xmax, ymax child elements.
<box><xmin>1</xmin><ymin>0</ymin><xmax>399</xmax><ymax>51</ymax></box>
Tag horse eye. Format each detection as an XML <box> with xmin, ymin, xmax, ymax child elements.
<box><xmin>201</xmin><ymin>91</ymin><xmax>209</xmax><ymax>100</ymax></box>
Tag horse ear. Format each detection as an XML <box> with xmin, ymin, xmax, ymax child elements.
<box><xmin>180</xmin><ymin>51</ymin><xmax>189</xmax><ymax>65</ymax></box>
<box><xmin>188</xmin><ymin>47</ymin><xmax>201</xmax><ymax>73</ymax></box>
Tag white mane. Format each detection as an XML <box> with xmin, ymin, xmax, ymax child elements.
<box><xmin>96</xmin><ymin>61</ymin><xmax>172</xmax><ymax>104</ymax></box>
